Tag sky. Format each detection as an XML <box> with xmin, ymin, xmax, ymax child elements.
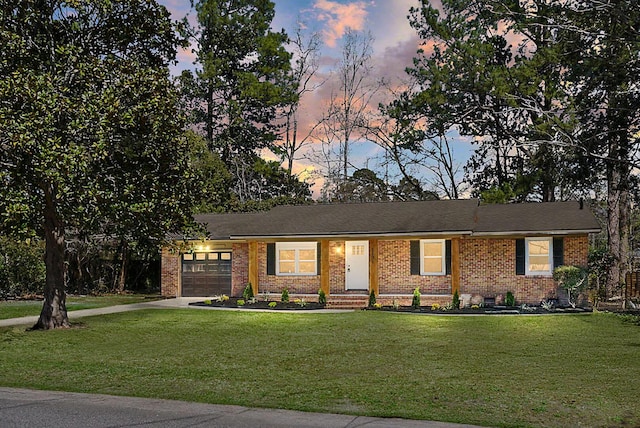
<box><xmin>157</xmin><ymin>0</ymin><xmax>472</xmax><ymax>197</ymax></box>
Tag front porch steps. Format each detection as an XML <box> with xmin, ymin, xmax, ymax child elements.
<box><xmin>326</xmin><ymin>294</ymin><xmax>369</xmax><ymax>309</ymax></box>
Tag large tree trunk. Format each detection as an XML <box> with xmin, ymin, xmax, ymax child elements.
<box><xmin>34</xmin><ymin>188</ymin><xmax>69</xmax><ymax>330</ymax></box>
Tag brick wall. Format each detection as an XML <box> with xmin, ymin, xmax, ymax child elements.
<box><xmin>232</xmin><ymin>243</ymin><xmax>249</xmax><ymax>297</ymax></box>
<box><xmin>329</xmin><ymin>241</ymin><xmax>346</xmax><ymax>294</ymax></box>
<box><xmin>377</xmin><ymin>240</ymin><xmax>452</xmax><ymax>295</ymax></box>
<box><xmin>459</xmin><ymin>235</ymin><xmax>588</xmax><ymax>304</ymax></box>
<box><xmin>160</xmin><ymin>247</ymin><xmax>180</xmax><ymax>297</ymax></box>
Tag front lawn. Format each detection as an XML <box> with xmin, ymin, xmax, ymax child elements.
<box><xmin>1</xmin><ymin>310</ymin><xmax>639</xmax><ymax>427</ymax></box>
<box><xmin>0</xmin><ymin>294</ymin><xmax>161</xmax><ymax>320</ymax></box>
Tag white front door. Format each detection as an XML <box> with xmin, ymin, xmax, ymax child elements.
<box><xmin>345</xmin><ymin>241</ymin><xmax>369</xmax><ymax>290</ymax></box>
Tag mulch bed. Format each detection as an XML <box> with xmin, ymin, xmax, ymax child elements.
<box><xmin>364</xmin><ymin>305</ymin><xmax>593</xmax><ymax>315</ymax></box>
<box><xmin>189</xmin><ymin>297</ymin><xmax>326</xmax><ymax>310</ymax></box>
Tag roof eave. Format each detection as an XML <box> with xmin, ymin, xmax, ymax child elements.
<box><xmin>472</xmin><ymin>228</ymin><xmax>601</xmax><ymax>236</ymax></box>
<box><xmin>230</xmin><ymin>230</ymin><xmax>475</xmax><ymax>240</ymax></box>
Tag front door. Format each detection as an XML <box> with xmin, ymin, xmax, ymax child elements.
<box><xmin>345</xmin><ymin>241</ymin><xmax>369</xmax><ymax>290</ymax></box>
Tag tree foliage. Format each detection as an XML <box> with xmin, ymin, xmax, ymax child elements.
<box><xmin>0</xmin><ymin>0</ymin><xmax>194</xmax><ymax>328</ymax></box>
<box><xmin>407</xmin><ymin>0</ymin><xmax>639</xmax><ymax>298</ymax></box>
<box><xmin>180</xmin><ymin>0</ymin><xmax>296</xmax><ymax>160</ymax></box>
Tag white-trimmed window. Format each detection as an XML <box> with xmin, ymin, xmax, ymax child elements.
<box><xmin>276</xmin><ymin>242</ymin><xmax>317</xmax><ymax>275</ymax></box>
<box><xmin>420</xmin><ymin>239</ymin><xmax>446</xmax><ymax>276</ymax></box>
<box><xmin>525</xmin><ymin>237</ymin><xmax>553</xmax><ymax>276</ymax></box>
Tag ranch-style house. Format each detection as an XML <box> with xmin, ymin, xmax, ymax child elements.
<box><xmin>161</xmin><ymin>199</ymin><xmax>600</xmax><ymax>307</ymax></box>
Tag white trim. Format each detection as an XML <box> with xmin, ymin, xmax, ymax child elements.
<box><xmin>525</xmin><ymin>237</ymin><xmax>553</xmax><ymax>276</ymax></box>
<box><xmin>420</xmin><ymin>239</ymin><xmax>446</xmax><ymax>276</ymax></box>
<box><xmin>275</xmin><ymin>242</ymin><xmax>317</xmax><ymax>276</ymax></box>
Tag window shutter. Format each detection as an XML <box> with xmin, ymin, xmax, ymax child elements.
<box><xmin>445</xmin><ymin>240</ymin><xmax>452</xmax><ymax>275</ymax></box>
<box><xmin>553</xmin><ymin>237</ymin><xmax>564</xmax><ymax>268</ymax></box>
<box><xmin>515</xmin><ymin>239</ymin><xmax>525</xmax><ymax>276</ymax></box>
<box><xmin>266</xmin><ymin>243</ymin><xmax>275</xmax><ymax>275</ymax></box>
<box><xmin>410</xmin><ymin>240</ymin><xmax>420</xmax><ymax>275</ymax></box>
<box><xmin>317</xmin><ymin>242</ymin><xmax>321</xmax><ymax>275</ymax></box>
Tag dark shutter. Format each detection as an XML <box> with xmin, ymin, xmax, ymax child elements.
<box><xmin>410</xmin><ymin>240</ymin><xmax>420</xmax><ymax>275</ymax></box>
<box><xmin>317</xmin><ymin>242</ymin><xmax>321</xmax><ymax>275</ymax></box>
<box><xmin>515</xmin><ymin>239</ymin><xmax>525</xmax><ymax>276</ymax></box>
<box><xmin>553</xmin><ymin>237</ymin><xmax>564</xmax><ymax>268</ymax></box>
<box><xmin>266</xmin><ymin>243</ymin><xmax>275</xmax><ymax>275</ymax></box>
<box><xmin>445</xmin><ymin>240</ymin><xmax>452</xmax><ymax>275</ymax></box>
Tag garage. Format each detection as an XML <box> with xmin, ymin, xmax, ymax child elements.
<box><xmin>181</xmin><ymin>251</ymin><xmax>232</xmax><ymax>297</ymax></box>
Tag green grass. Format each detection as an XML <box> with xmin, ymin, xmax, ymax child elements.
<box><xmin>1</xmin><ymin>310</ymin><xmax>639</xmax><ymax>427</ymax></box>
<box><xmin>0</xmin><ymin>294</ymin><xmax>161</xmax><ymax>320</ymax></box>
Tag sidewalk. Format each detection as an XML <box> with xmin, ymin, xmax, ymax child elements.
<box><xmin>0</xmin><ymin>387</ymin><xmax>483</xmax><ymax>428</ymax></box>
<box><xmin>0</xmin><ymin>297</ymin><xmax>350</xmax><ymax>328</ymax></box>
<box><xmin>0</xmin><ymin>297</ymin><xmax>192</xmax><ymax>328</ymax></box>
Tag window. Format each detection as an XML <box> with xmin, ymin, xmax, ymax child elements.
<box><xmin>526</xmin><ymin>237</ymin><xmax>553</xmax><ymax>276</ymax></box>
<box><xmin>276</xmin><ymin>242</ymin><xmax>317</xmax><ymax>275</ymax></box>
<box><xmin>420</xmin><ymin>239</ymin><xmax>446</xmax><ymax>275</ymax></box>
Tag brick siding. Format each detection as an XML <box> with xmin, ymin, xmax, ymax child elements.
<box><xmin>160</xmin><ymin>247</ymin><xmax>180</xmax><ymax>297</ymax></box>
<box><xmin>232</xmin><ymin>243</ymin><xmax>249</xmax><ymax>297</ymax></box>
<box><xmin>459</xmin><ymin>235</ymin><xmax>588</xmax><ymax>304</ymax></box>
<box><xmin>378</xmin><ymin>240</ymin><xmax>451</xmax><ymax>295</ymax></box>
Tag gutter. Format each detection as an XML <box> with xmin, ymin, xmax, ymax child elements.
<box><xmin>230</xmin><ymin>230</ymin><xmax>475</xmax><ymax>240</ymax></box>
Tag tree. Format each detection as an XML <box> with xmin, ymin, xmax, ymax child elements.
<box><xmin>276</xmin><ymin>25</ymin><xmax>324</xmax><ymax>182</ymax></box>
<box><xmin>407</xmin><ymin>0</ymin><xmax>576</xmax><ymax>202</ymax></box>
<box><xmin>0</xmin><ymin>0</ymin><xmax>194</xmax><ymax>329</ymax></box>
<box><xmin>407</xmin><ymin>0</ymin><xmax>639</xmax><ymax>301</ymax></box>
<box><xmin>180</xmin><ymin>0</ymin><xmax>296</xmax><ymax>161</ymax></box>
<box><xmin>558</xmin><ymin>0</ymin><xmax>640</xmax><ymax>297</ymax></box>
<box><xmin>313</xmin><ymin>29</ymin><xmax>380</xmax><ymax>200</ymax></box>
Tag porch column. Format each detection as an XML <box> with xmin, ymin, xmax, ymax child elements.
<box><xmin>321</xmin><ymin>240</ymin><xmax>330</xmax><ymax>296</ymax></box>
<box><xmin>451</xmin><ymin>237</ymin><xmax>460</xmax><ymax>296</ymax></box>
<box><xmin>248</xmin><ymin>241</ymin><xmax>259</xmax><ymax>296</ymax></box>
<box><xmin>369</xmin><ymin>239</ymin><xmax>379</xmax><ymax>296</ymax></box>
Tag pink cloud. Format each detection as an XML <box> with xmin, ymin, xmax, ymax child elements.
<box><xmin>313</xmin><ymin>0</ymin><xmax>372</xmax><ymax>47</ymax></box>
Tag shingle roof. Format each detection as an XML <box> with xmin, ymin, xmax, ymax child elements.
<box><xmin>193</xmin><ymin>199</ymin><xmax>600</xmax><ymax>240</ymax></box>
<box><xmin>474</xmin><ymin>201</ymin><xmax>601</xmax><ymax>234</ymax></box>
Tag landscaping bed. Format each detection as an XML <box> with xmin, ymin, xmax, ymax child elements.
<box><xmin>364</xmin><ymin>304</ymin><xmax>592</xmax><ymax>315</ymax></box>
<box><xmin>189</xmin><ymin>297</ymin><xmax>325</xmax><ymax>310</ymax></box>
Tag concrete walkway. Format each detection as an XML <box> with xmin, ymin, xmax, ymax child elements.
<box><xmin>0</xmin><ymin>387</ymin><xmax>482</xmax><ymax>428</ymax></box>
<box><xmin>0</xmin><ymin>297</ymin><xmax>351</xmax><ymax>328</ymax></box>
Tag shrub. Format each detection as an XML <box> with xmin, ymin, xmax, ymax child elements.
<box><xmin>505</xmin><ymin>291</ymin><xmax>516</xmax><ymax>307</ymax></box>
<box><xmin>392</xmin><ymin>298</ymin><xmax>399</xmax><ymax>311</ymax></box>
<box><xmin>318</xmin><ymin>289</ymin><xmax>326</xmax><ymax>305</ymax></box>
<box><xmin>242</xmin><ymin>283</ymin><xmax>254</xmax><ymax>300</ymax></box>
<box><xmin>0</xmin><ymin>236</ymin><xmax>45</xmax><ymax>298</ymax></box>
<box><xmin>452</xmin><ymin>290</ymin><xmax>460</xmax><ymax>309</ymax></box>
<box><xmin>368</xmin><ymin>289</ymin><xmax>376</xmax><ymax>307</ymax></box>
<box><xmin>221</xmin><ymin>294</ymin><xmax>229</xmax><ymax>302</ymax></box>
<box><xmin>373</xmin><ymin>303</ymin><xmax>382</xmax><ymax>309</ymax></box>
<box><xmin>431</xmin><ymin>303</ymin><xmax>441</xmax><ymax>311</ymax></box>
<box><xmin>281</xmin><ymin>288</ymin><xmax>289</xmax><ymax>303</ymax></box>
<box><xmin>553</xmin><ymin>265</ymin><xmax>587</xmax><ymax>308</ymax></box>
<box><xmin>237</xmin><ymin>299</ymin><xmax>245</xmax><ymax>306</ymax></box>
<box><xmin>203</xmin><ymin>299</ymin><xmax>212</xmax><ymax>305</ymax></box>
<box><xmin>541</xmin><ymin>299</ymin><xmax>555</xmax><ymax>311</ymax></box>
<box><xmin>412</xmin><ymin>287</ymin><xmax>421</xmax><ymax>309</ymax></box>
<box><xmin>268</xmin><ymin>301</ymin><xmax>277</xmax><ymax>308</ymax></box>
